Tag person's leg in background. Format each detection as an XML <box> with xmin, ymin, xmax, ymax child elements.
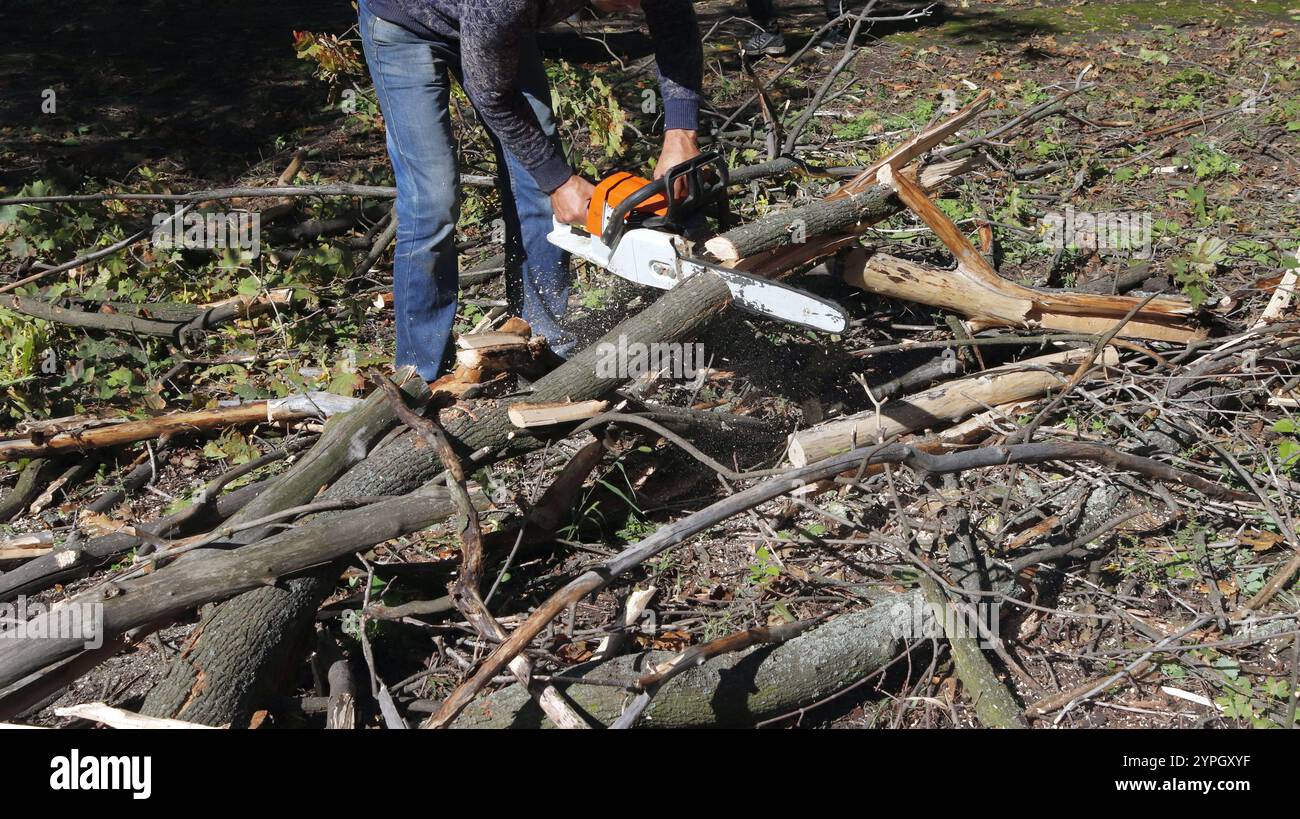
<box><xmin>747</xmin><ymin>0</ymin><xmax>777</xmax><ymax>27</ymax></box>
<box><xmin>744</xmin><ymin>0</ymin><xmax>853</xmax><ymax>54</ymax></box>
<box><xmin>820</xmin><ymin>1</ymin><xmax>852</xmax><ymax>49</ymax></box>
<box><xmin>358</xmin><ymin>1</ymin><xmax>462</xmax><ymax>382</ymax></box>
<box><xmin>743</xmin><ymin>0</ymin><xmax>786</xmax><ymax>55</ymax></box>
<box><xmin>474</xmin><ymin>37</ymin><xmax>575</xmax><ymax>357</ymax></box>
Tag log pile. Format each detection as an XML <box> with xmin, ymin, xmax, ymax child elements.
<box><xmin>2</xmin><ymin>83</ymin><xmax>1294</xmax><ymax>734</ymax></box>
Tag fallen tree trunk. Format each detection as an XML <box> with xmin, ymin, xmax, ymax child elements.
<box><xmin>0</xmin><ymin>392</ymin><xmax>360</xmax><ymax>462</ymax></box>
<box><xmin>706</xmin><ymin>91</ymin><xmax>991</xmax><ymax>265</ymax></box>
<box><xmin>452</xmin><ymin>593</ymin><xmax>921</xmax><ymax>728</ymax></box>
<box><xmin>844</xmin><ymin>248</ymin><xmax>1200</xmax><ymax>343</ymax></box>
<box><xmin>844</xmin><ymin>165</ymin><xmax>1204</xmax><ymax>343</ymax></box>
<box><xmin>139</xmin><ymin>380</ymin><xmax>419</xmax><ymax>722</ymax></box>
<box><xmin>0</xmin><ymin>486</ymin><xmax>458</xmax><ymax>692</ymax></box>
<box><xmin>124</xmin><ymin>102</ymin><xmax>993</xmax><ymax>727</ymax></box>
<box><xmin>1</xmin><ymin>289</ymin><xmax>293</xmax><ymax>344</ymax></box>
<box><xmin>0</xmin><ymin>480</ymin><xmax>268</xmax><ymax>602</ymax></box>
<box><xmin>0</xmin><ymin>439</ymin><xmax>1244</xmax><ymax>700</ymax></box>
<box><xmin>136</xmin><ymin>270</ymin><xmax>736</xmax><ymax>726</ymax></box>
<box><xmin>705</xmin><ymin>157</ymin><xmax>980</xmax><ymax>264</ymax></box>
<box><xmin>787</xmin><ymin>346</ymin><xmax>1119</xmax><ymax>466</ymax></box>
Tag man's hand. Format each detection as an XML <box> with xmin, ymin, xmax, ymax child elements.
<box><xmin>550</xmin><ymin>174</ymin><xmax>595</xmax><ymax>225</ymax></box>
<box><xmin>654</xmin><ymin>129</ymin><xmax>701</xmax><ymax>201</ymax></box>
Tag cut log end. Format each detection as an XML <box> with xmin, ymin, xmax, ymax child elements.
<box><xmin>507</xmin><ymin>400</ymin><xmax>610</xmax><ymax>429</ymax></box>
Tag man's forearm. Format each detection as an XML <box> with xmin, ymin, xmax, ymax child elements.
<box><xmin>460</xmin><ymin>1</ymin><xmax>575</xmax><ymax>193</ymax></box>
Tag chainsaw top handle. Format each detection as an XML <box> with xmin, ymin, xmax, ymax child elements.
<box><xmin>599</xmin><ymin>151</ymin><xmax>730</xmax><ymax>252</ymax></box>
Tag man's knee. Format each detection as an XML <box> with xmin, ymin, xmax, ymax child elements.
<box><xmin>395</xmin><ymin>178</ymin><xmax>460</xmax><ymax>243</ymax></box>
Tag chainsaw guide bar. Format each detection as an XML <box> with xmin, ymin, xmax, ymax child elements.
<box><xmin>548</xmin><ymin>152</ymin><xmax>848</xmax><ymax>335</ymax></box>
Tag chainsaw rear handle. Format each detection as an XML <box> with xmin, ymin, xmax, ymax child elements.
<box><xmin>600</xmin><ymin>151</ymin><xmax>730</xmax><ymax>251</ymax></box>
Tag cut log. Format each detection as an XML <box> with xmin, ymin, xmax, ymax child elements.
<box><xmin>452</xmin><ymin>593</ymin><xmax>922</xmax><ymax>728</ymax></box>
<box><xmin>119</xmin><ymin>110</ymin><xmax>988</xmax><ymax>728</ymax></box>
<box><xmin>454</xmin><ymin>325</ymin><xmax>546</xmax><ymax>377</ymax></box>
<box><xmin>0</xmin><ymin>392</ymin><xmax>360</xmax><ymax>462</ymax></box>
<box><xmin>787</xmin><ymin>347</ymin><xmax>1119</xmax><ymax>467</ymax></box>
<box><xmin>705</xmin><ymin>156</ymin><xmax>981</xmax><ymax>265</ymax></box>
<box><xmin>428</xmin><ymin>320</ymin><xmax>548</xmax><ymax>398</ymax></box>
<box><xmin>507</xmin><ymin>400</ymin><xmax>610</xmax><ymax>429</ymax></box>
<box><xmin>456</xmin><ymin>333</ymin><xmax>530</xmax><ymax>364</ymax></box>
<box><xmin>325</xmin><ymin>661</ymin><xmax>357</xmax><ymax>731</ymax></box>
<box><xmin>0</xmin><ymin>533</ymin><xmax>53</xmax><ymax>562</ymax></box>
<box><xmin>850</xmin><ymin>164</ymin><xmax>1204</xmax><ymax>343</ymax></box>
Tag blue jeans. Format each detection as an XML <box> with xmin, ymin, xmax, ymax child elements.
<box><xmin>358</xmin><ymin>0</ymin><xmax>572</xmax><ymax>381</ymax></box>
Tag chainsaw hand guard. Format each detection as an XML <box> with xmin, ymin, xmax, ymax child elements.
<box><xmin>598</xmin><ymin>152</ymin><xmax>730</xmax><ymax>252</ymax></box>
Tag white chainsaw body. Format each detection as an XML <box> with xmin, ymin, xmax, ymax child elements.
<box><xmin>547</xmin><ymin>218</ymin><xmax>847</xmax><ymax>334</ymax></box>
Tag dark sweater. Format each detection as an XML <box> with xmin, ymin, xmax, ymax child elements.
<box><xmin>363</xmin><ymin>0</ymin><xmax>703</xmax><ymax>192</ymax></box>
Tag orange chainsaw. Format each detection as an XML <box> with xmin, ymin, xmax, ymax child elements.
<box><xmin>548</xmin><ymin>152</ymin><xmax>847</xmax><ymax>334</ymax></box>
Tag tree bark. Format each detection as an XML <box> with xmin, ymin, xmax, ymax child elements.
<box><xmin>136</xmin><ymin>270</ymin><xmax>734</xmax><ymax>726</ymax></box>
<box><xmin>450</xmin><ymin>593</ymin><xmax>921</xmax><ymax>728</ymax></box>
<box><xmin>139</xmin><ymin>381</ymin><xmax>420</xmax><ymax>723</ymax></box>
<box><xmin>704</xmin><ymin>157</ymin><xmax>978</xmax><ymax>264</ymax></box>
<box><xmin>787</xmin><ymin>347</ymin><xmax>1119</xmax><ymax>466</ymax></box>
<box><xmin>0</xmin><ymin>480</ymin><xmax>268</xmax><ymax>603</ymax></box>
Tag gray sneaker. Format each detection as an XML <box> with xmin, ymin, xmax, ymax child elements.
<box><xmin>744</xmin><ymin>29</ymin><xmax>787</xmax><ymax>56</ymax></box>
<box><xmin>819</xmin><ymin>27</ymin><xmax>850</xmax><ymax>50</ymax></box>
